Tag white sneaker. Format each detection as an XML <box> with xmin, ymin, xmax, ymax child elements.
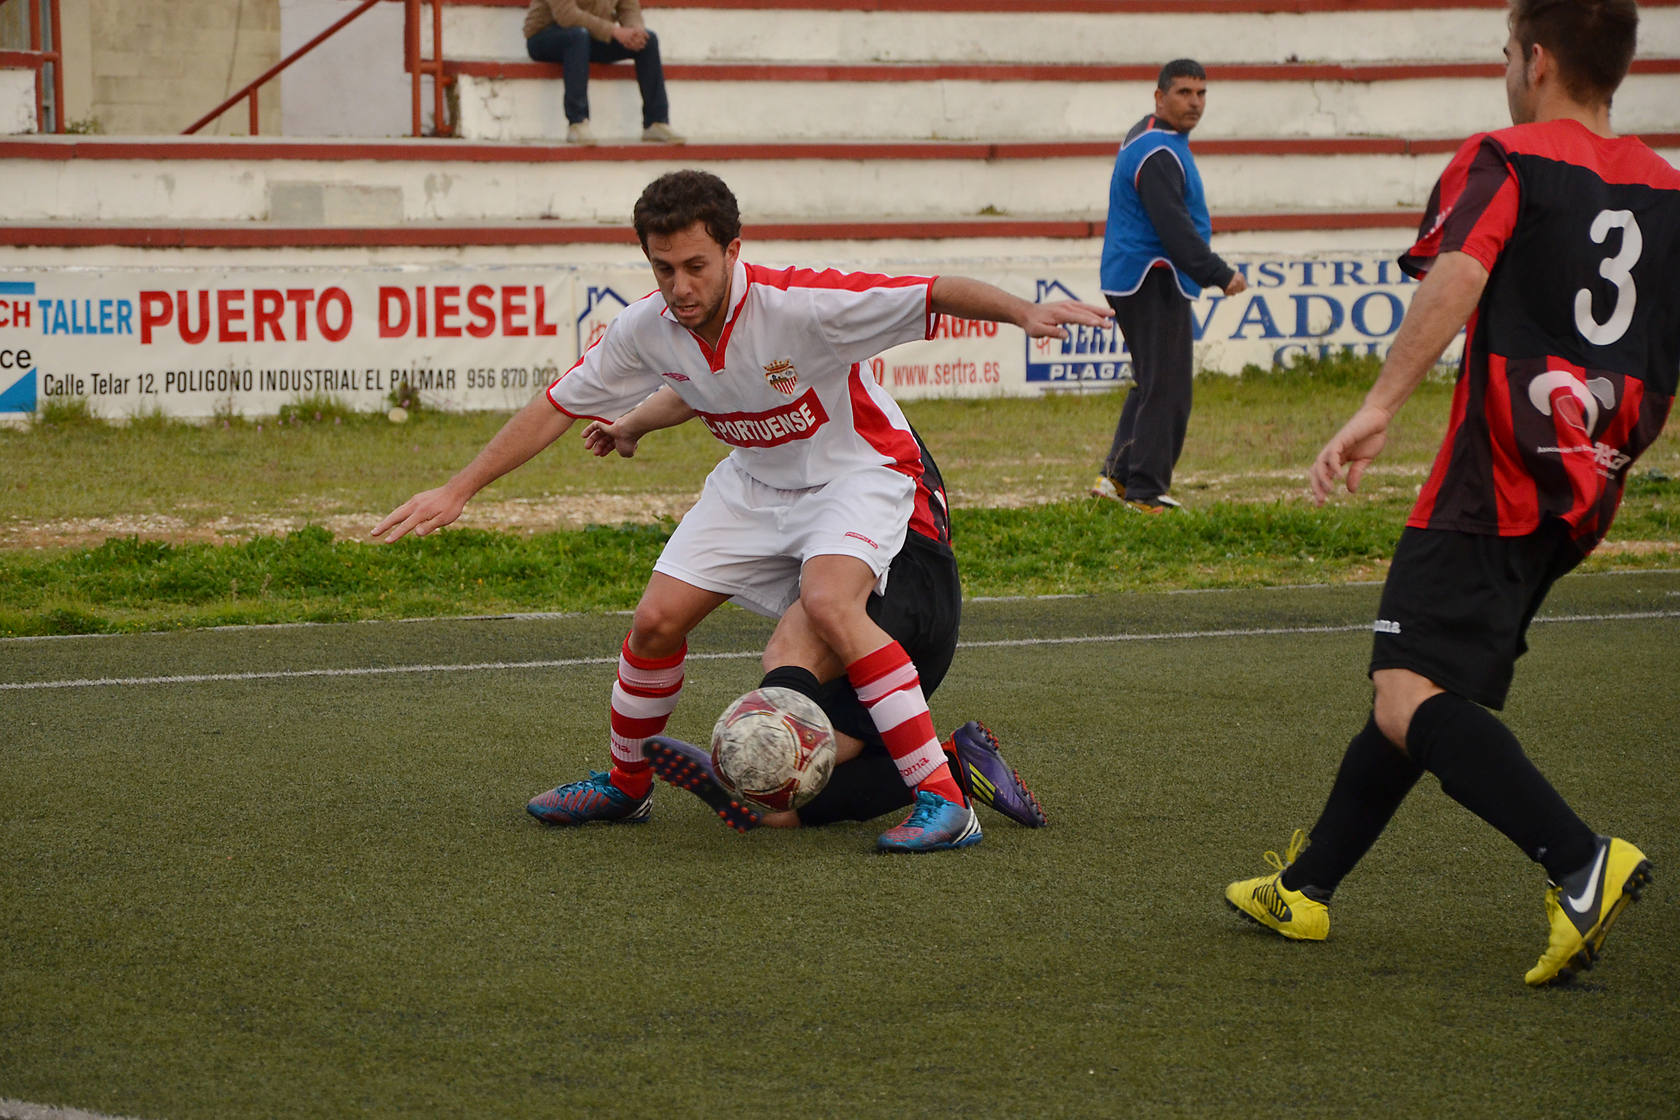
<box><xmin>641</xmin><ymin>122</ymin><xmax>685</xmax><ymax>144</ymax></box>
<box><xmin>1089</xmin><ymin>475</ymin><xmax>1122</xmax><ymax>501</ymax></box>
<box><xmin>566</xmin><ymin>120</ymin><xmax>597</xmax><ymax>145</ymax></box>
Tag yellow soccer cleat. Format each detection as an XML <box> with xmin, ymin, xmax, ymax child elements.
<box><xmin>1224</xmin><ymin>829</ymin><xmax>1329</xmax><ymax>941</ymax></box>
<box><xmin>1525</xmin><ymin>835</ymin><xmax>1653</xmax><ymax>987</ymax></box>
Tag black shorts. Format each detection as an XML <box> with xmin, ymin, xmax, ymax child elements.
<box><xmin>797</xmin><ymin>533</ymin><xmax>961</xmax><ymax>827</ymax></box>
<box><xmin>814</xmin><ymin>532</ymin><xmax>961</xmax><ymax>742</ymax></box>
<box><xmin>1370</xmin><ymin>523</ymin><xmax>1584</xmax><ymax>709</ymax></box>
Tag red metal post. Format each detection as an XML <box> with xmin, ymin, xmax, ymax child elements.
<box><xmin>47</xmin><ymin>0</ymin><xmax>62</xmax><ymax>131</ymax></box>
<box><xmin>248</xmin><ymin>87</ymin><xmax>260</xmax><ymax>135</ymax></box>
<box><xmin>431</xmin><ymin>0</ymin><xmax>446</xmax><ymax>136</ymax></box>
<box><xmin>406</xmin><ymin>0</ymin><xmax>421</xmax><ymax>137</ymax></box>
<box><xmin>26</xmin><ymin>0</ymin><xmax>40</xmax><ymax>130</ymax></box>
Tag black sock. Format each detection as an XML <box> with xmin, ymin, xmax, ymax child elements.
<box><xmin>1405</xmin><ymin>691</ymin><xmax>1596</xmax><ymax>881</ymax></box>
<box><xmin>758</xmin><ymin>664</ymin><xmax>823</xmax><ymax>702</ymax></box>
<box><xmin>1282</xmin><ymin>714</ymin><xmax>1422</xmax><ymax>899</ymax></box>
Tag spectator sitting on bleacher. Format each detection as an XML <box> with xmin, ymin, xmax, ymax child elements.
<box><xmin>523</xmin><ymin>0</ymin><xmax>684</xmax><ymax>145</ymax></box>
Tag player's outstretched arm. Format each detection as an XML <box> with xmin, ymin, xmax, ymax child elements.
<box><xmin>929</xmin><ymin>275</ymin><xmax>1112</xmax><ymax>341</ymax></box>
<box><xmin>582</xmin><ymin>385</ymin><xmax>697</xmax><ymax>459</ymax></box>
<box><xmin>1309</xmin><ymin>251</ymin><xmax>1489</xmax><ymax>504</ymax></box>
<box><xmin>372</xmin><ymin>391</ymin><xmax>576</xmax><ymax>542</ymax></box>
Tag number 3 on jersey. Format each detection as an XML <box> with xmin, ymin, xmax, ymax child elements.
<box><xmin>1574</xmin><ymin>208</ymin><xmax>1641</xmax><ymax>347</ymax></box>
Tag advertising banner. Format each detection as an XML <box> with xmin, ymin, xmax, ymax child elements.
<box><xmin>0</xmin><ymin>254</ymin><xmax>1455</xmax><ymax>420</ymax></box>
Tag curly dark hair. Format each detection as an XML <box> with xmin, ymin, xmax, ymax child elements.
<box><xmin>1509</xmin><ymin>0</ymin><xmax>1638</xmax><ymax>102</ymax></box>
<box><xmin>632</xmin><ymin>170</ymin><xmax>743</xmax><ymax>251</ymax></box>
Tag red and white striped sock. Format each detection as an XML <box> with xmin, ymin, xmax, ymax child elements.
<box><xmin>847</xmin><ymin>642</ymin><xmax>965</xmax><ymax>804</ymax></box>
<box><xmin>607</xmin><ymin>636</ymin><xmax>685</xmax><ymax>798</ymax></box>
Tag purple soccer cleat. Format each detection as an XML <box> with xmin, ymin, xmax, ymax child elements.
<box><xmin>644</xmin><ymin>736</ymin><xmax>762</xmax><ymax>834</ymax></box>
<box><xmin>947</xmin><ymin>721</ymin><xmax>1048</xmax><ymax>828</ymax></box>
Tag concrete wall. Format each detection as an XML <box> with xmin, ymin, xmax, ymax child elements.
<box><xmin>85</xmin><ymin>0</ymin><xmax>281</xmax><ymax>135</ymax></box>
<box><xmin>279</xmin><ymin>0</ymin><xmax>436</xmax><ymax>138</ymax></box>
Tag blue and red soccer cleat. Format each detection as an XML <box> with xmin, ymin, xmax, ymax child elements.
<box><xmin>644</xmin><ymin>736</ymin><xmax>762</xmax><ymax>833</ymax></box>
<box><xmin>525</xmin><ymin>770</ymin><xmax>652</xmax><ymax>826</ymax></box>
<box><xmin>878</xmin><ymin>789</ymin><xmax>982</xmax><ymax>853</ymax></box>
<box><xmin>946</xmin><ymin>721</ymin><xmax>1048</xmax><ymax>828</ymax></box>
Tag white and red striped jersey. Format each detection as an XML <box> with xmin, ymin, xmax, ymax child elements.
<box><xmin>547</xmin><ymin>257</ymin><xmax>938</xmax><ymax>491</ymax></box>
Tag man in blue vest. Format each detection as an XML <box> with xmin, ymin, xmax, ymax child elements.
<box><xmin>1093</xmin><ymin>59</ymin><xmax>1246</xmax><ymax>512</ymax></box>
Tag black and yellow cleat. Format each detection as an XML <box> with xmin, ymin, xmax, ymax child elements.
<box><xmin>1224</xmin><ymin>829</ymin><xmax>1329</xmax><ymax>941</ymax></box>
<box><xmin>1525</xmin><ymin>835</ymin><xmax>1652</xmax><ymax>986</ymax></box>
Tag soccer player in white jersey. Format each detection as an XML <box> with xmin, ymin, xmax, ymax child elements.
<box><xmin>374</xmin><ymin>169</ymin><xmax>1111</xmax><ymax>851</ymax></box>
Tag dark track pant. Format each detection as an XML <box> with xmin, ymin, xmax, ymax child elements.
<box><xmin>1103</xmin><ymin>268</ymin><xmax>1194</xmax><ymax>502</ymax></box>
<box><xmin>525</xmin><ymin>25</ymin><xmax>670</xmax><ymax>128</ymax></box>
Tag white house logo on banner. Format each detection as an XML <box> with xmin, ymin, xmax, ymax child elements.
<box><xmin>578</xmin><ymin>286</ymin><xmax>631</xmax><ymax>356</ymax></box>
<box><xmin>1026</xmin><ymin>279</ymin><xmax>1131</xmax><ymax>387</ymax></box>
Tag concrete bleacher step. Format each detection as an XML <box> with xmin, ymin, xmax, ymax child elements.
<box><xmin>5</xmin><ymin>127</ymin><xmax>1676</xmax><ymax>254</ymax></box>
<box><xmin>5</xmin><ymin>1</ymin><xmax>1675</xmax><ymax>259</ymax></box>
<box><xmin>435</xmin><ymin>0</ymin><xmax>1646</xmax><ymax>66</ymax></box>
<box><xmin>446</xmin><ymin>58</ymin><xmax>1680</xmax><ymax>144</ymax></box>
<box><xmin>0</xmin><ymin>135</ymin><xmax>1525</xmax><ymax>225</ymax></box>
<box><xmin>428</xmin><ymin>0</ymin><xmax>1680</xmax><ymax>143</ymax></box>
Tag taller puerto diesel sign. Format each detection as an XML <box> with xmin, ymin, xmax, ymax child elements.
<box><xmin>0</xmin><ymin>253</ymin><xmax>1445</xmax><ymax>419</ymax></box>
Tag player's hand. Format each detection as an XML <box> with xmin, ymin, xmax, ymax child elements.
<box><xmin>1309</xmin><ymin>404</ymin><xmax>1391</xmax><ymax>505</ymax></box>
<box><xmin>1021</xmin><ymin>299</ymin><xmax>1114</xmax><ymax>341</ymax></box>
<box><xmin>1223</xmin><ymin>273</ymin><xmax>1248</xmax><ymax>296</ymax></box>
<box><xmin>614</xmin><ymin>24</ymin><xmax>648</xmax><ymax>49</ymax></box>
<box><xmin>371</xmin><ymin>485</ymin><xmax>468</xmax><ymax>542</ymax></box>
<box><xmin>582</xmin><ymin>418</ymin><xmax>641</xmax><ymax>458</ymax></box>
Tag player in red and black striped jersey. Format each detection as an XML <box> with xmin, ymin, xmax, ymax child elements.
<box><xmin>1225</xmin><ymin>0</ymin><xmax>1671</xmax><ymax>986</ymax></box>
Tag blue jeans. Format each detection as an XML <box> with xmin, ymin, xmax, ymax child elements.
<box><xmin>525</xmin><ymin>25</ymin><xmax>670</xmax><ymax>128</ymax></box>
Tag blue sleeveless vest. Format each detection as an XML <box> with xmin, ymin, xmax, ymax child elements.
<box><xmin>1100</xmin><ymin>124</ymin><xmax>1210</xmax><ymax>300</ymax></box>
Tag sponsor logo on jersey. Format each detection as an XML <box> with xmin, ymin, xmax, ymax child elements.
<box><xmin>1373</xmin><ymin>619</ymin><xmax>1402</xmax><ymax>634</ymax></box>
<box><xmin>660</xmin><ymin>370</ymin><xmax>691</xmax><ymax>382</ymax></box>
<box><xmin>1527</xmin><ymin>369</ymin><xmax>1632</xmax><ymax>476</ymax></box>
<box><xmin>843</xmin><ymin>531</ymin><xmax>880</xmax><ymax>550</ymax></box>
<box><xmin>1528</xmin><ymin>369</ymin><xmax>1616</xmax><ymax>438</ymax></box>
<box><xmin>763</xmin><ymin>357</ymin><xmax>799</xmax><ymax>395</ymax></box>
<box><xmin>695</xmin><ymin>387</ymin><xmax>829</xmax><ymax>448</ymax></box>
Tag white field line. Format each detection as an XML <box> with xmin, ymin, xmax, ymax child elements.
<box><xmin>3</xmin><ymin>610</ymin><xmax>1676</xmax><ymax>693</ymax></box>
<box><xmin>6</xmin><ymin>568</ymin><xmax>1675</xmax><ymax>644</ymax></box>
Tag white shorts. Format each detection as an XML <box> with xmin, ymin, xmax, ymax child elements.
<box><xmin>654</xmin><ymin>457</ymin><xmax>914</xmax><ymax>619</ymax></box>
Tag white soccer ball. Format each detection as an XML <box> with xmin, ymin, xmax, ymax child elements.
<box><xmin>710</xmin><ymin>686</ymin><xmax>837</xmax><ymax>813</ymax></box>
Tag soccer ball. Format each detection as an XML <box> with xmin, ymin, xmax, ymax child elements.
<box><xmin>710</xmin><ymin>687</ymin><xmax>837</xmax><ymax>813</ymax></box>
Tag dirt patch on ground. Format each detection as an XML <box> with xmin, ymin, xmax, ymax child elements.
<box><xmin>0</xmin><ymin>494</ymin><xmax>699</xmax><ymax>551</ymax></box>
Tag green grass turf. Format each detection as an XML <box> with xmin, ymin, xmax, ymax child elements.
<box><xmin>4</xmin><ymin>573</ymin><xmax>1677</xmax><ymax>1118</ymax></box>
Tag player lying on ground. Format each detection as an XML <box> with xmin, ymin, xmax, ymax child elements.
<box><xmin>569</xmin><ymin>386</ymin><xmax>1048</xmax><ymax>834</ymax></box>
<box><xmin>373</xmin><ymin>168</ymin><xmax>1109</xmax><ymax>852</ymax></box>
<box><xmin>1224</xmin><ymin>0</ymin><xmax>1675</xmax><ymax>984</ymax></box>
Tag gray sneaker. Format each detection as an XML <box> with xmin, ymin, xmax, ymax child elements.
<box><xmin>641</xmin><ymin>122</ymin><xmax>685</xmax><ymax>144</ymax></box>
<box><xmin>566</xmin><ymin>120</ymin><xmax>597</xmax><ymax>145</ymax></box>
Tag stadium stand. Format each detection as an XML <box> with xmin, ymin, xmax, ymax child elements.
<box><xmin>1</xmin><ymin>1</ymin><xmax>1676</xmax><ymax>265</ymax></box>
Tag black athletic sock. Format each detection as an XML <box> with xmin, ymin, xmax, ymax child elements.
<box><xmin>1404</xmin><ymin>691</ymin><xmax>1596</xmax><ymax>881</ymax></box>
<box><xmin>1282</xmin><ymin>714</ymin><xmax>1422</xmax><ymax>899</ymax></box>
<box><xmin>758</xmin><ymin>665</ymin><xmax>823</xmax><ymax>702</ymax></box>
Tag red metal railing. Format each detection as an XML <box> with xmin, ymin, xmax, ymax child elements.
<box><xmin>184</xmin><ymin>0</ymin><xmax>449</xmax><ymax>137</ymax></box>
<box><xmin>405</xmin><ymin>0</ymin><xmax>449</xmax><ymax>139</ymax></box>
<box><xmin>0</xmin><ymin>0</ymin><xmax>64</xmax><ymax>133</ymax></box>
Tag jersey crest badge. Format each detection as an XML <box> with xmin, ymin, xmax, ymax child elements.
<box><xmin>763</xmin><ymin>358</ymin><xmax>800</xmax><ymax>395</ymax></box>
